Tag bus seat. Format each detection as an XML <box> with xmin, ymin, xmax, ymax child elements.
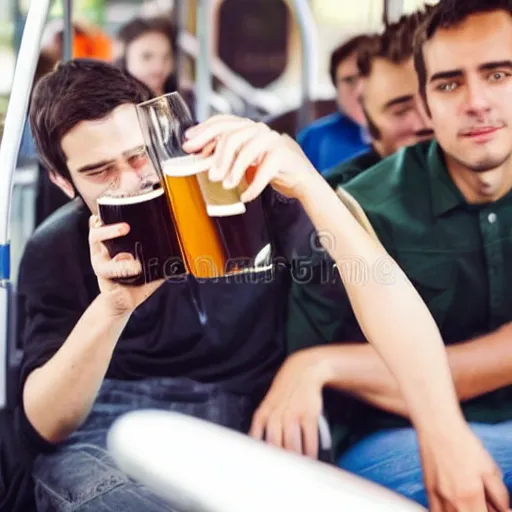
<box><xmin>264</xmin><ymin>99</ymin><xmax>337</xmax><ymax>138</ymax></box>
<box><xmin>108</xmin><ymin>410</ymin><xmax>426</xmax><ymax>511</ymax></box>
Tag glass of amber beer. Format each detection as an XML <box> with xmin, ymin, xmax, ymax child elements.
<box><xmin>136</xmin><ymin>92</ymin><xmax>273</xmax><ymax>279</ymax></box>
<box><xmin>97</xmin><ymin>179</ymin><xmax>186</xmax><ymax>286</ymax></box>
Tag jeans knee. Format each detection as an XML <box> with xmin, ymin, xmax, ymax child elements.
<box><xmin>34</xmin><ymin>444</ymin><xmax>128</xmax><ymax>511</ymax></box>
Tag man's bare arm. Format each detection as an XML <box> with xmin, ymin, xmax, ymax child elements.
<box><xmin>23</xmin><ymin>294</ymin><xmax>131</xmax><ymax>443</ymax></box>
<box><xmin>314</xmin><ymin>322</ymin><xmax>512</xmax><ymax>417</ymax></box>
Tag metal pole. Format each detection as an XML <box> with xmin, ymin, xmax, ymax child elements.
<box><xmin>173</xmin><ymin>0</ymin><xmax>189</xmax><ymax>91</ymax></box>
<box><xmin>0</xmin><ymin>0</ymin><xmax>53</xmax><ymax>281</ymax></box>
<box><xmin>63</xmin><ymin>0</ymin><xmax>74</xmax><ymax>62</ymax></box>
<box><xmin>195</xmin><ymin>0</ymin><xmax>212</xmax><ymax>121</ymax></box>
<box><xmin>292</xmin><ymin>0</ymin><xmax>318</xmax><ymax>133</ymax></box>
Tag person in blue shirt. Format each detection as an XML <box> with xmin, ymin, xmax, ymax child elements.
<box><xmin>297</xmin><ymin>35</ymin><xmax>371</xmax><ymax>173</ymax></box>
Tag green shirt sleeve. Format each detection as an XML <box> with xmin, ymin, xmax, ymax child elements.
<box><xmin>286</xmin><ymin>207</ymin><xmax>395</xmax><ymax>353</ymax></box>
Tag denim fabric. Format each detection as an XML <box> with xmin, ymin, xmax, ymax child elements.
<box><xmin>33</xmin><ymin>378</ymin><xmax>257</xmax><ymax>511</ymax></box>
<box><xmin>338</xmin><ymin>421</ymin><xmax>512</xmax><ymax>507</ymax></box>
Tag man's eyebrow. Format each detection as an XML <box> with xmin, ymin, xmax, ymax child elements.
<box><xmin>123</xmin><ymin>145</ymin><xmax>146</xmax><ymax>156</ymax></box>
<box><xmin>479</xmin><ymin>60</ymin><xmax>512</xmax><ymax>71</ymax></box>
<box><xmin>430</xmin><ymin>69</ymin><xmax>463</xmax><ymax>82</ymax></box>
<box><xmin>76</xmin><ymin>160</ymin><xmax>114</xmax><ymax>174</ymax></box>
<box><xmin>384</xmin><ymin>95</ymin><xmax>414</xmax><ymax>110</ymax></box>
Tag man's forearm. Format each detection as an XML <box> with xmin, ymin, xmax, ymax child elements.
<box><xmin>23</xmin><ymin>294</ymin><xmax>131</xmax><ymax>443</ymax></box>
<box><xmin>297</xmin><ymin>174</ymin><xmax>465</xmax><ymax>435</ymax></box>
<box><xmin>311</xmin><ymin>324</ymin><xmax>512</xmax><ymax>418</ymax></box>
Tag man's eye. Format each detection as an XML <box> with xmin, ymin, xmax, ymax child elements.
<box><xmin>128</xmin><ymin>153</ymin><xmax>149</xmax><ymax>169</ymax></box>
<box><xmin>437</xmin><ymin>81</ymin><xmax>458</xmax><ymax>92</ymax></box>
<box><xmin>87</xmin><ymin>167</ymin><xmax>110</xmax><ymax>177</ymax></box>
<box><xmin>488</xmin><ymin>71</ymin><xmax>510</xmax><ymax>82</ymax></box>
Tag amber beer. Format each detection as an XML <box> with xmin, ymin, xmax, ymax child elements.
<box><xmin>97</xmin><ymin>185</ymin><xmax>186</xmax><ymax>285</ymax></box>
<box><xmin>162</xmin><ymin>155</ymin><xmax>272</xmax><ymax>279</ymax></box>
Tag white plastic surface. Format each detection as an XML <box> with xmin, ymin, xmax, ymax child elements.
<box><xmin>108</xmin><ymin>410</ymin><xmax>426</xmax><ymax>512</ymax></box>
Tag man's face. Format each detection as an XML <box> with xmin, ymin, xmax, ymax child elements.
<box><xmin>61</xmin><ymin>103</ymin><xmax>158</xmax><ymax>214</ymax></box>
<box><xmin>363</xmin><ymin>57</ymin><xmax>433</xmax><ymax>157</ymax></box>
<box><xmin>334</xmin><ymin>52</ymin><xmax>366</xmax><ymax>126</ymax></box>
<box><xmin>424</xmin><ymin>11</ymin><xmax>512</xmax><ymax>180</ymax></box>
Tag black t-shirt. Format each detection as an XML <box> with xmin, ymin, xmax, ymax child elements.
<box><xmin>18</xmin><ymin>189</ymin><xmax>315</xmax><ymax>402</ymax></box>
<box><xmin>0</xmin><ymin>406</ymin><xmax>55</xmax><ymax>512</ymax></box>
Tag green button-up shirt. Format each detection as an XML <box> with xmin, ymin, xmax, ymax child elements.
<box><xmin>323</xmin><ymin>147</ymin><xmax>382</xmax><ymax>189</ymax></box>
<box><xmin>288</xmin><ymin>139</ymin><xmax>512</xmax><ymax>456</ymax></box>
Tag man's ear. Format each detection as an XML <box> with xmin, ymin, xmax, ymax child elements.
<box><xmin>48</xmin><ymin>171</ymin><xmax>75</xmax><ymax>199</ymax></box>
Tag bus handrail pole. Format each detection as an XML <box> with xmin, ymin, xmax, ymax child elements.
<box><xmin>292</xmin><ymin>0</ymin><xmax>318</xmax><ymax>133</ymax></box>
<box><xmin>0</xmin><ymin>0</ymin><xmax>53</xmax><ymax>281</ymax></box>
<box><xmin>63</xmin><ymin>0</ymin><xmax>74</xmax><ymax>62</ymax></box>
<box><xmin>195</xmin><ymin>0</ymin><xmax>212</xmax><ymax>122</ymax></box>
<box><xmin>173</xmin><ymin>0</ymin><xmax>188</xmax><ymax>91</ymax></box>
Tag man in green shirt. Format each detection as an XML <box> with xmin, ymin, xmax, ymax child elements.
<box><xmin>324</xmin><ymin>9</ymin><xmax>434</xmax><ymax>189</ymax></box>
<box><xmin>252</xmin><ymin>0</ymin><xmax>512</xmax><ymax>508</ymax></box>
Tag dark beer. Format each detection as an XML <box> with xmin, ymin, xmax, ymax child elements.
<box><xmin>97</xmin><ymin>185</ymin><xmax>186</xmax><ymax>285</ymax></box>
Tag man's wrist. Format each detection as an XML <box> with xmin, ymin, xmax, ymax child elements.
<box><xmin>96</xmin><ymin>291</ymin><xmax>134</xmax><ymax>322</ymax></box>
<box><xmin>300</xmin><ymin>347</ymin><xmax>337</xmax><ymax>388</ymax></box>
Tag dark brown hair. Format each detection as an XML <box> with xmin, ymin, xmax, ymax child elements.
<box><xmin>414</xmin><ymin>0</ymin><xmax>512</xmax><ymax>106</ymax></box>
<box><xmin>358</xmin><ymin>7</ymin><xmax>432</xmax><ymax>78</ymax></box>
<box><xmin>329</xmin><ymin>34</ymin><xmax>372</xmax><ymax>85</ymax></box>
<box><xmin>30</xmin><ymin>59</ymin><xmax>153</xmax><ymax>181</ymax></box>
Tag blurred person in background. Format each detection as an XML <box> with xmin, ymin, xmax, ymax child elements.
<box><xmin>324</xmin><ymin>7</ymin><xmax>434</xmax><ymax>188</ymax></box>
<box><xmin>297</xmin><ymin>34</ymin><xmax>372</xmax><ymax>173</ymax></box>
<box><xmin>42</xmin><ymin>18</ymin><xmax>112</xmax><ymax>61</ymax></box>
<box><xmin>115</xmin><ymin>16</ymin><xmax>178</xmax><ymax>97</ymax></box>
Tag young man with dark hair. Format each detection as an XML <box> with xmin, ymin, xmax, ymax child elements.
<box><xmin>325</xmin><ymin>8</ymin><xmax>434</xmax><ymax>188</ymax></box>
<box><xmin>258</xmin><ymin>0</ymin><xmax>512</xmax><ymax>509</ymax></box>
<box><xmin>297</xmin><ymin>34</ymin><xmax>372</xmax><ymax>173</ymax></box>
<box><xmin>19</xmin><ymin>59</ymin><xmax>314</xmax><ymax>510</ymax></box>
<box><xmin>18</xmin><ymin>55</ymin><xmax>506</xmax><ymax>510</ymax></box>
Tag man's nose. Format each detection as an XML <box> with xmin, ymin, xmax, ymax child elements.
<box><xmin>462</xmin><ymin>79</ymin><xmax>492</xmax><ymax>116</ymax></box>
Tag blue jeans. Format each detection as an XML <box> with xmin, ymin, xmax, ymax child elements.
<box><xmin>338</xmin><ymin>421</ymin><xmax>512</xmax><ymax>507</ymax></box>
<box><xmin>33</xmin><ymin>378</ymin><xmax>257</xmax><ymax>511</ymax></box>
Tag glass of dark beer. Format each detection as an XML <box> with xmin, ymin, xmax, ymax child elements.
<box><xmin>136</xmin><ymin>92</ymin><xmax>273</xmax><ymax>279</ymax></box>
<box><xmin>97</xmin><ymin>182</ymin><xmax>186</xmax><ymax>286</ymax></box>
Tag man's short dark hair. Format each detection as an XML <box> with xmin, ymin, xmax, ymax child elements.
<box><xmin>30</xmin><ymin>59</ymin><xmax>153</xmax><ymax>182</ymax></box>
<box><xmin>414</xmin><ymin>0</ymin><xmax>512</xmax><ymax>105</ymax></box>
<box><xmin>358</xmin><ymin>7</ymin><xmax>432</xmax><ymax>78</ymax></box>
<box><xmin>329</xmin><ymin>34</ymin><xmax>371</xmax><ymax>85</ymax></box>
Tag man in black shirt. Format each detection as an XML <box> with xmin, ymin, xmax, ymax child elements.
<box><xmin>324</xmin><ymin>9</ymin><xmax>434</xmax><ymax>189</ymax></box>
<box><xmin>18</xmin><ymin>60</ymin><xmax>317</xmax><ymax>510</ymax></box>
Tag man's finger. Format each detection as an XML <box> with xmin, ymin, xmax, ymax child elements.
<box><xmin>301</xmin><ymin>416</ymin><xmax>319</xmax><ymax>459</ymax></box>
<box><xmin>213</xmin><ymin>123</ymin><xmax>267</xmax><ymax>183</ymax></box>
<box><xmin>249</xmin><ymin>411</ymin><xmax>267</xmax><ymax>441</ymax></box>
<box><xmin>183</xmin><ymin>119</ymin><xmax>251</xmax><ymax>153</ymax></box>
<box><xmin>241</xmin><ymin>149</ymin><xmax>281</xmax><ymax>203</ymax></box>
<box><xmin>265</xmin><ymin>416</ymin><xmax>283</xmax><ymax>449</ymax></box>
<box><xmin>484</xmin><ymin>474</ymin><xmax>510</xmax><ymax>512</ymax></box>
<box><xmin>282</xmin><ymin>419</ymin><xmax>303</xmax><ymax>454</ymax></box>
<box><xmin>227</xmin><ymin>129</ymin><xmax>279</xmax><ymax>191</ymax></box>
<box><xmin>89</xmin><ymin>222</ymin><xmax>130</xmax><ymax>248</ymax></box>
<box><xmin>95</xmin><ymin>255</ymin><xmax>142</xmax><ymax>280</ymax></box>
<box><xmin>185</xmin><ymin>115</ymin><xmax>245</xmax><ymax>138</ymax></box>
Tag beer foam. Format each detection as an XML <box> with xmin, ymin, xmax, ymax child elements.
<box><xmin>206</xmin><ymin>203</ymin><xmax>246</xmax><ymax>217</ymax></box>
<box><xmin>97</xmin><ymin>186</ymin><xmax>164</xmax><ymax>206</ymax></box>
<box><xmin>162</xmin><ymin>154</ymin><xmax>207</xmax><ymax>177</ymax></box>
